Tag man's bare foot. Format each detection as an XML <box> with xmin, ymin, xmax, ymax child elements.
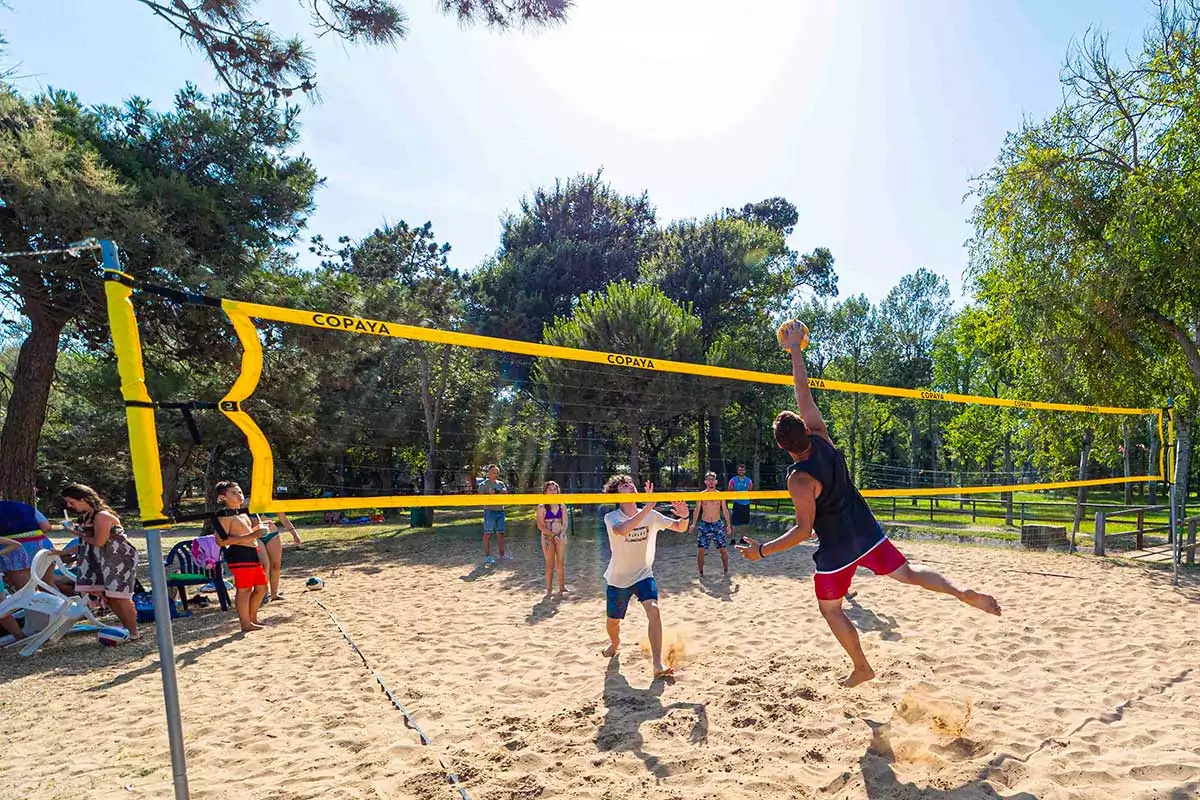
<box><xmin>558</xmin><ymin>588</ymin><xmax>567</xmax><ymax>596</ymax></box>
<box><xmin>240</xmin><ymin>623</ymin><xmax>265</xmax><ymax>632</ymax></box>
<box><xmin>839</xmin><ymin>666</ymin><xmax>875</xmax><ymax>687</ymax></box>
<box><xmin>653</xmin><ymin>663</ymin><xmax>675</xmax><ymax>678</ymax></box>
<box><xmin>602</xmin><ymin>643</ymin><xmax>620</xmax><ymax>657</ymax></box>
<box><xmin>961</xmin><ymin>590</ymin><xmax>1002</xmax><ymax>616</ymax></box>
<box><xmin>544</xmin><ymin>591</ymin><xmax>552</xmax><ymax>600</ymax></box>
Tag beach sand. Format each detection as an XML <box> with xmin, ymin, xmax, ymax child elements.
<box><xmin>2</xmin><ymin>519</ymin><xmax>1199</xmax><ymax>799</ymax></box>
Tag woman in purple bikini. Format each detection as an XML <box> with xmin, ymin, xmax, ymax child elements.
<box><xmin>535</xmin><ymin>481</ymin><xmax>568</xmax><ymax>598</ymax></box>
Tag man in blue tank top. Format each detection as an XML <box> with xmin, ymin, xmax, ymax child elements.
<box><xmin>738</xmin><ymin>320</ymin><xmax>1001</xmax><ymax>687</ymax></box>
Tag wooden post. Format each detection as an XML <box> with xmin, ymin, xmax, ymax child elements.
<box><xmin>1136</xmin><ymin>509</ymin><xmax>1144</xmax><ymax>550</ymax></box>
<box><xmin>972</xmin><ymin>500</ymin><xmax>976</xmax><ymax>522</ymax></box>
<box><xmin>1020</xmin><ymin>503</ymin><xmax>1025</xmax><ymax>527</ymax></box>
<box><xmin>929</xmin><ymin>497</ymin><xmax>935</xmax><ymax>522</ymax></box>
<box><xmin>1094</xmin><ymin>511</ymin><xmax>1105</xmax><ymax>556</ymax></box>
<box><xmin>892</xmin><ymin>497</ymin><xmax>896</xmax><ymax>520</ymax></box>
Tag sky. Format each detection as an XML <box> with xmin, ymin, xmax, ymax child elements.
<box><xmin>0</xmin><ymin>0</ymin><xmax>1154</xmax><ymax>305</ymax></box>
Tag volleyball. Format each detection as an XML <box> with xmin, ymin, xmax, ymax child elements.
<box><xmin>776</xmin><ymin>320</ymin><xmax>810</xmax><ymax>351</ymax></box>
<box><xmin>97</xmin><ymin>626</ymin><xmax>131</xmax><ymax>646</ymax></box>
<box><xmin>305</xmin><ymin>576</ymin><xmax>325</xmax><ymax>591</ymax></box>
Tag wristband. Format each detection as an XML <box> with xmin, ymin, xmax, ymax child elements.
<box><xmin>757</xmin><ymin>543</ymin><xmax>765</xmax><ymax>559</ymax></box>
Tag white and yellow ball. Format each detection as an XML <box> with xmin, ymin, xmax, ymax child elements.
<box><xmin>776</xmin><ymin>320</ymin><xmax>810</xmax><ymax>351</ymax></box>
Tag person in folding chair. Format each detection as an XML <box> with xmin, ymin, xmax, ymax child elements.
<box><xmin>0</xmin><ymin>537</ymin><xmax>28</xmax><ymax>641</ymax></box>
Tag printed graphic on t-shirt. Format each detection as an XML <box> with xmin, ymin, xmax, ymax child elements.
<box><xmin>625</xmin><ymin>526</ymin><xmax>649</xmax><ymax>543</ymax></box>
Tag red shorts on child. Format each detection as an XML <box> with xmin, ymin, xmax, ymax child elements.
<box><xmin>229</xmin><ymin>562</ymin><xmax>267</xmax><ymax>590</ymax></box>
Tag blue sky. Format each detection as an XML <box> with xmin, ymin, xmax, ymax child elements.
<box><xmin>1</xmin><ymin>0</ymin><xmax>1153</xmax><ymax>305</ymax></box>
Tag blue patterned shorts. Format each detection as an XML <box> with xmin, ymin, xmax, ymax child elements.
<box><xmin>696</xmin><ymin>519</ymin><xmax>727</xmax><ymax>550</ymax></box>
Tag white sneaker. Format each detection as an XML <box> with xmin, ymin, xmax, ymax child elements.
<box><xmin>484</xmin><ymin>555</ymin><xmax>495</xmax><ymax>565</ymax></box>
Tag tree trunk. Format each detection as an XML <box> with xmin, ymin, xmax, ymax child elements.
<box><xmin>1122</xmin><ymin>420</ymin><xmax>1132</xmax><ymax>505</ymax></box>
<box><xmin>1174</xmin><ymin>413</ymin><xmax>1192</xmax><ymax>524</ymax></box>
<box><xmin>849</xmin><ymin>395</ymin><xmax>861</xmax><ymax>484</ymax></box>
<box><xmin>203</xmin><ymin>444</ymin><xmax>226</xmax><ymax>509</ymax></box>
<box><xmin>161</xmin><ymin>443</ymin><xmax>195</xmax><ymax>514</ymax></box>
<box><xmin>629</xmin><ymin>420</ymin><xmax>641</xmax><ymax>480</ymax></box>
<box><xmin>0</xmin><ymin>309</ymin><xmax>67</xmax><ymax>503</ymax></box>
<box><xmin>578</xmin><ymin>422</ymin><xmax>600</xmax><ymax>489</ymax></box>
<box><xmin>909</xmin><ymin>411</ymin><xmax>920</xmax><ymax>504</ymax></box>
<box><xmin>416</xmin><ymin>343</ymin><xmax>452</xmax><ymax>495</ymax></box>
<box><xmin>696</xmin><ymin>414</ymin><xmax>707</xmax><ymax>477</ymax></box>
<box><xmin>707</xmin><ymin>412</ymin><xmax>724</xmax><ymax>479</ymax></box>
<box><xmin>752</xmin><ymin>427</ymin><xmax>762</xmax><ymax>489</ymax></box>
<box><xmin>1147</xmin><ymin>415</ymin><xmax>1159</xmax><ymax>505</ymax></box>
<box><xmin>1072</xmin><ymin>428</ymin><xmax>1095</xmax><ymax>535</ymax></box>
<box><xmin>1003</xmin><ymin>434</ymin><xmax>1014</xmax><ymax>526</ymax></box>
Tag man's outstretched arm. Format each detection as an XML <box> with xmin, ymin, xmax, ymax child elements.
<box><xmin>783</xmin><ymin>324</ymin><xmax>830</xmax><ymax>443</ymax></box>
<box><xmin>737</xmin><ymin>472</ymin><xmax>817</xmax><ymax>560</ymax></box>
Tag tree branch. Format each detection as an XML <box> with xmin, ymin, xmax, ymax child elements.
<box><xmin>1146</xmin><ymin>308</ymin><xmax>1200</xmax><ymax>386</ymax></box>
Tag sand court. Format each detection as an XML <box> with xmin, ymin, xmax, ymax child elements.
<box><xmin>3</xmin><ymin>523</ymin><xmax>1200</xmax><ymax>800</ymax></box>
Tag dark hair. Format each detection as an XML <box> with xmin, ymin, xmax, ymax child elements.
<box><xmin>215</xmin><ymin>481</ymin><xmax>241</xmax><ymax>502</ymax></box>
<box><xmin>773</xmin><ymin>411</ymin><xmax>812</xmax><ymax>455</ymax></box>
<box><xmin>603</xmin><ymin>474</ymin><xmax>634</xmax><ymax>493</ymax></box>
<box><xmin>736</xmin><ymin>463</ymin><xmax>746</xmax><ymax>469</ymax></box>
<box><xmin>61</xmin><ymin>483</ymin><xmax>111</xmax><ymax>513</ymax></box>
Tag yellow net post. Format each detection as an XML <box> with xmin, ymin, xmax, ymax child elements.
<box><xmin>102</xmin><ymin>243</ymin><xmax>167</xmax><ymax>527</ymax></box>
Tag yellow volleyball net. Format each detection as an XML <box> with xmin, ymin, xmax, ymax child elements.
<box><xmin>102</xmin><ymin>247</ymin><xmax>1167</xmax><ymax>529</ymax></box>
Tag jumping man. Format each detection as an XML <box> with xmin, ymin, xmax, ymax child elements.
<box><xmin>738</xmin><ymin>321</ymin><xmax>1001</xmax><ymax>687</ymax></box>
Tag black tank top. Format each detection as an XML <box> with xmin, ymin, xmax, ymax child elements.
<box><xmin>787</xmin><ymin>436</ymin><xmax>884</xmax><ymax>572</ymax></box>
<box><xmin>215</xmin><ymin>514</ymin><xmax>259</xmax><ymax>565</ymax></box>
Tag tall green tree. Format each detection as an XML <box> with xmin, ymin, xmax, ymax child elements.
<box><xmin>644</xmin><ymin>211</ymin><xmax>832</xmax><ymax>472</ymax></box>
<box><xmin>969</xmin><ymin>0</ymin><xmax>1200</xmax><ymax>515</ymax></box>
<box><xmin>312</xmin><ymin>220</ymin><xmax>476</xmax><ymax>495</ymax></box>
<box><xmin>470</xmin><ymin>170</ymin><xmax>658</xmax><ymax>343</ymax></box>
<box><xmin>0</xmin><ymin>83</ymin><xmax>318</xmax><ymax>502</ymax></box>
<box><xmin>871</xmin><ymin>267</ymin><xmax>951</xmax><ymax>488</ymax></box>
<box><xmin>538</xmin><ymin>282</ymin><xmax>703</xmax><ymax>483</ymax></box>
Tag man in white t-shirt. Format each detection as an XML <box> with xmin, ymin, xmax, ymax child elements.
<box><xmin>602</xmin><ymin>474</ymin><xmax>690</xmax><ymax>678</ymax></box>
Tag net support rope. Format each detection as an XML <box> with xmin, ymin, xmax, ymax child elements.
<box><xmin>314</xmin><ymin>598</ymin><xmax>472</xmax><ymax>800</ymax></box>
<box><xmin>100</xmin><ymin>242</ymin><xmax>1167</xmax><ymax>525</ymax></box>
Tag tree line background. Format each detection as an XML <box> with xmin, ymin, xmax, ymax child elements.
<box><xmin>1</xmin><ymin>0</ymin><xmax>1198</xmax><ymax>522</ymax></box>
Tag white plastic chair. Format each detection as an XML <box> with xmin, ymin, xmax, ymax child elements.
<box><xmin>0</xmin><ymin>550</ymin><xmax>101</xmax><ymax>657</ymax></box>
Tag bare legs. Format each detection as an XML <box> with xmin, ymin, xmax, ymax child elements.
<box><xmin>483</xmin><ymin>532</ymin><xmax>506</xmax><ymax>560</ymax></box>
<box><xmin>107</xmin><ymin>597</ymin><xmax>139</xmax><ymax>639</ymax></box>
<box><xmin>818</xmin><ymin>598</ymin><xmax>875</xmax><ymax>687</ymax></box>
<box><xmin>541</xmin><ymin>535</ymin><xmax>555</xmax><ymax>597</ymax></box>
<box><xmin>540</xmin><ymin>536</ymin><xmax>566</xmax><ymax>597</ymax></box>
<box><xmin>819</xmin><ymin>562</ymin><xmax>1001</xmax><ymax>687</ymax></box>
<box><xmin>262</xmin><ymin>536</ymin><xmax>284</xmax><ymax>599</ymax></box>
<box><xmin>888</xmin><ymin>563</ymin><xmax>1002</xmax><ymax>615</ymax></box>
<box><xmin>554</xmin><ymin>539</ymin><xmax>566</xmax><ymax>594</ymax></box>
<box><xmin>235</xmin><ymin>586</ymin><xmax>267</xmax><ymax>632</ymax></box>
<box><xmin>602</xmin><ymin>601</ymin><xmax>673</xmax><ymax>677</ymax></box>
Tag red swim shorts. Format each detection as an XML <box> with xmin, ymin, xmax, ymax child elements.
<box><xmin>229</xmin><ymin>562</ymin><xmax>267</xmax><ymax>590</ymax></box>
<box><xmin>813</xmin><ymin>538</ymin><xmax>907</xmax><ymax>601</ymax></box>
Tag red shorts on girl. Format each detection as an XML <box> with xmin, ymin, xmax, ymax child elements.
<box><xmin>813</xmin><ymin>538</ymin><xmax>907</xmax><ymax>600</ymax></box>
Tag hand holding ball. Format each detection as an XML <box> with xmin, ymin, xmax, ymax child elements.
<box><xmin>776</xmin><ymin>320</ymin><xmax>810</xmax><ymax>352</ymax></box>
